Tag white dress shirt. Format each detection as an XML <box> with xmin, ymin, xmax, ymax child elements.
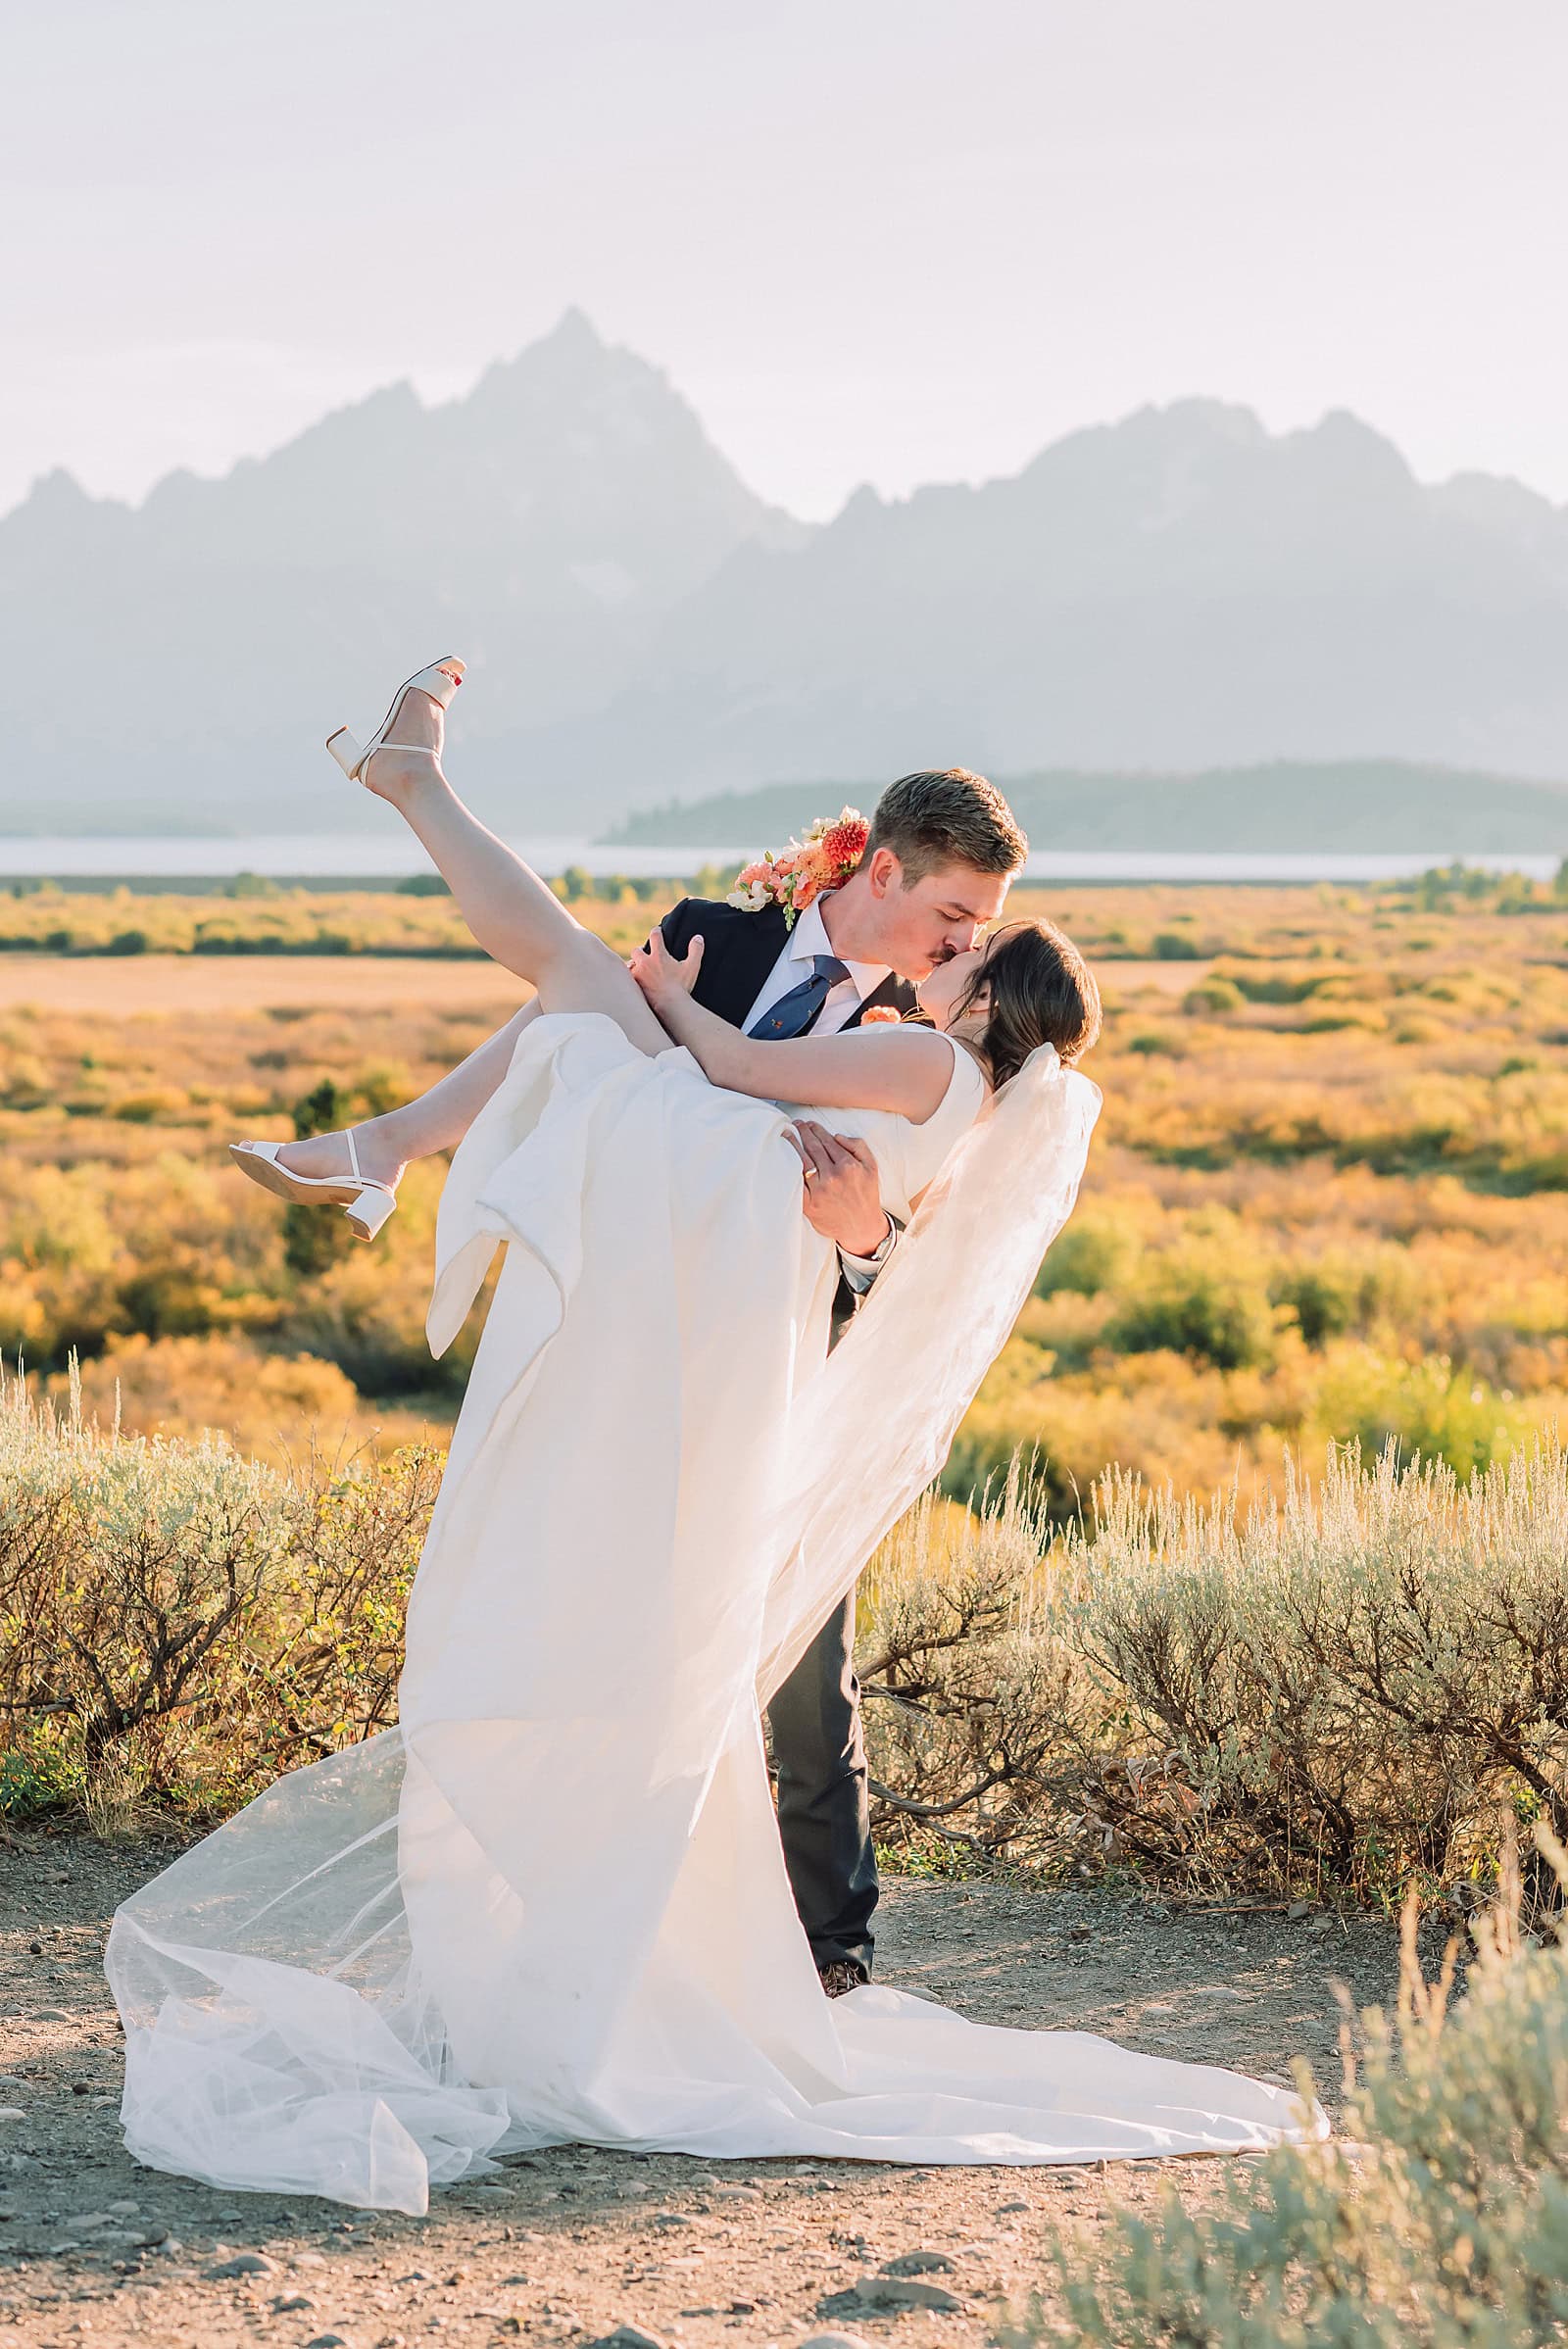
<box><xmin>741</xmin><ymin>897</ymin><xmax>892</xmax><ymax>1038</ymax></box>
<box><xmin>740</xmin><ymin>898</ymin><xmax>899</xmax><ymax>1288</ymax></box>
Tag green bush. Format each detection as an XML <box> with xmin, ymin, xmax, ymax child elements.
<box><xmin>1229</xmin><ymin>969</ymin><xmax>1333</xmax><ymax>1003</ymax></box>
<box><xmin>1033</xmin><ymin>1209</ymin><xmax>1139</xmax><ymax>1299</ymax></box>
<box><xmin>1313</xmin><ymin>1347</ymin><xmax>1530</xmax><ymax>1480</ymax></box>
<box><xmin>1183</xmin><ymin>977</ymin><xmax>1244</xmax><ymax>1015</ymax></box>
<box><xmin>1107</xmin><ymin>1246</ymin><xmax>1277</xmax><ymax>1370</ymax></box>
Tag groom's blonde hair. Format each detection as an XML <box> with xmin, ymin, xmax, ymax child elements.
<box><xmin>866</xmin><ymin>768</ymin><xmax>1028</xmax><ymax>885</ymax></box>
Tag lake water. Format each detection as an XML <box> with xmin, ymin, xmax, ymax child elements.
<box><xmin>0</xmin><ymin>835</ymin><xmax>1557</xmax><ymax>885</ymax></box>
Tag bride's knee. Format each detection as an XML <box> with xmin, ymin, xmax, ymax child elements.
<box><xmin>538</xmin><ymin>925</ymin><xmax>643</xmax><ymax>1006</ymax></box>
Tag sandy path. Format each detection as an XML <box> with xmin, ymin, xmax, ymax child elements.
<box><xmin>0</xmin><ymin>955</ymin><xmax>523</xmax><ymax>1015</ymax></box>
<box><xmin>0</xmin><ymin>1834</ymin><xmax>1397</xmax><ymax>2349</ymax></box>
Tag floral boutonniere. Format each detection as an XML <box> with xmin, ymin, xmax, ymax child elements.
<box><xmin>727</xmin><ymin>807</ymin><xmax>870</xmax><ymax>929</ymax></box>
<box><xmin>858</xmin><ymin>1004</ymin><xmax>904</xmax><ymax>1024</ymax></box>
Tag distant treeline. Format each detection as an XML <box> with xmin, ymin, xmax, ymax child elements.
<box><xmin>603</xmin><ymin>758</ymin><xmax>1568</xmax><ymax>854</ymax></box>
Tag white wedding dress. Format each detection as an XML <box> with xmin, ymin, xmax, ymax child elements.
<box><xmin>106</xmin><ymin>1013</ymin><xmax>1319</xmax><ymax>2214</ymax></box>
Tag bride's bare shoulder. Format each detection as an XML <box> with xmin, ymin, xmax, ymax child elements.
<box><xmin>862</xmin><ymin>1023</ymin><xmax>985</xmax><ymax>1125</ymax></box>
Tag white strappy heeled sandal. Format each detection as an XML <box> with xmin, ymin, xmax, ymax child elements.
<box><xmin>325</xmin><ymin>657</ymin><xmax>465</xmax><ymax>783</ymax></box>
<box><xmin>228</xmin><ymin>1130</ymin><xmax>399</xmax><ymax>1242</ymax></box>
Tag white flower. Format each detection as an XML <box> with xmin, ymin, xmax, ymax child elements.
<box><xmin>727</xmin><ymin>882</ymin><xmax>771</xmax><ymax>912</ymax></box>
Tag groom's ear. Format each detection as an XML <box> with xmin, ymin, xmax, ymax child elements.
<box><xmin>864</xmin><ymin>847</ymin><xmax>903</xmax><ymax>899</ymax></box>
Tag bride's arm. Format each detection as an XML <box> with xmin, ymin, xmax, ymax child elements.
<box><xmin>633</xmin><ymin>933</ymin><xmax>956</xmax><ymax>1123</ymax></box>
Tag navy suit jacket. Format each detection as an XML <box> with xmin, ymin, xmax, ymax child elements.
<box><xmin>656</xmin><ymin>897</ymin><xmax>915</xmax><ymax>1032</ymax></box>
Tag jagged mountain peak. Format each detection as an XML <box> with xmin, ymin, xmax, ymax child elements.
<box><xmin>18</xmin><ymin>464</ymin><xmax>99</xmax><ymax>511</ymax></box>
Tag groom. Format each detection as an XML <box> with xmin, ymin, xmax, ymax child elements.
<box><xmin>650</xmin><ymin>766</ymin><xmax>1026</xmax><ymax>1994</ymax></box>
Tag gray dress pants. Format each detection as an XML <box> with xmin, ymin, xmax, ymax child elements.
<box><xmin>765</xmin><ymin>1588</ymin><xmax>877</xmax><ymax>1979</ymax></box>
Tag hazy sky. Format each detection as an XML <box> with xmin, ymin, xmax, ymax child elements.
<box><xmin>5</xmin><ymin>0</ymin><xmax>1566</xmax><ymax>522</ymax></box>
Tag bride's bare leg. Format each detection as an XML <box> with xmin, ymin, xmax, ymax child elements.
<box><xmin>279</xmin><ymin>1002</ymin><xmax>541</xmax><ymax>1186</ymax></box>
<box><xmin>361</xmin><ymin>726</ymin><xmax>673</xmax><ymax>1058</ymax></box>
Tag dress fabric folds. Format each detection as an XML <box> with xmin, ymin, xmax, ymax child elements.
<box><xmin>106</xmin><ymin>1013</ymin><xmax>1319</xmax><ymax>2213</ymax></box>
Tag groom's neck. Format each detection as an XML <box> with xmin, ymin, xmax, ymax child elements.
<box><xmin>818</xmin><ymin>874</ymin><xmax>891</xmax><ymax>970</ymax></box>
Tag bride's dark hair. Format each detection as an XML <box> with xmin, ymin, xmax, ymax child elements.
<box><xmin>952</xmin><ymin>918</ymin><xmax>1102</xmax><ymax>1087</ymax></box>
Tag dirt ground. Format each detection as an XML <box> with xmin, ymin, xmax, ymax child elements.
<box><xmin>0</xmin><ymin>1834</ymin><xmax>1399</xmax><ymax>2349</ymax></box>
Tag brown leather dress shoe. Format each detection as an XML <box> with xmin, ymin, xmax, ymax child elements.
<box><xmin>817</xmin><ymin>1960</ymin><xmax>867</xmax><ymax>1998</ymax></box>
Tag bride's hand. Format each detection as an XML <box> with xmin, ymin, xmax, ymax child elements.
<box><xmin>631</xmin><ymin>930</ymin><xmax>704</xmax><ymax>1014</ymax></box>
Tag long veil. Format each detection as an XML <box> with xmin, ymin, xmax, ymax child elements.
<box><xmin>754</xmin><ymin>1041</ymin><xmax>1100</xmax><ymax>1696</ymax></box>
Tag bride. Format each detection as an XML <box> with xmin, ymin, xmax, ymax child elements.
<box><xmin>105</xmin><ymin>661</ymin><xmax>1321</xmax><ymax>2215</ymax></box>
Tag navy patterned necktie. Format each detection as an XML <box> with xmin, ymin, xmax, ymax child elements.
<box><xmin>748</xmin><ymin>954</ymin><xmax>850</xmax><ymax>1039</ymax></box>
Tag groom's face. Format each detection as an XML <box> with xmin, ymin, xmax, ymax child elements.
<box><xmin>871</xmin><ymin>854</ymin><xmax>1013</xmax><ymax>981</ymax></box>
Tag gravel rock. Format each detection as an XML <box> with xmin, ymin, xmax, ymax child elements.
<box><xmin>208</xmin><ymin>2250</ymin><xmax>279</xmax><ymax>2276</ymax></box>
<box><xmin>824</xmin><ymin>2274</ymin><xmax>966</xmax><ymax>2315</ymax></box>
<box><xmin>881</xmin><ymin>2250</ymin><xmax>957</xmax><ymax>2275</ymax></box>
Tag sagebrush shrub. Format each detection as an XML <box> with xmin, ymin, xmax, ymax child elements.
<box><xmin>1014</xmin><ymin>1838</ymin><xmax>1568</xmax><ymax>2348</ymax></box>
<box><xmin>0</xmin><ymin>1368</ymin><xmax>439</xmax><ymax>1822</ymax></box>
<box><xmin>863</xmin><ymin>1439</ymin><xmax>1568</xmax><ymax>1912</ymax></box>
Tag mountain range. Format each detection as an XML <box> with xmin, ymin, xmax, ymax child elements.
<box><xmin>5</xmin><ymin>310</ymin><xmax>1568</xmax><ymax>846</ymax></box>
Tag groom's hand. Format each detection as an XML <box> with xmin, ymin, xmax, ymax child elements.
<box><xmin>788</xmin><ymin>1121</ymin><xmax>890</xmax><ymax>1255</ymax></box>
